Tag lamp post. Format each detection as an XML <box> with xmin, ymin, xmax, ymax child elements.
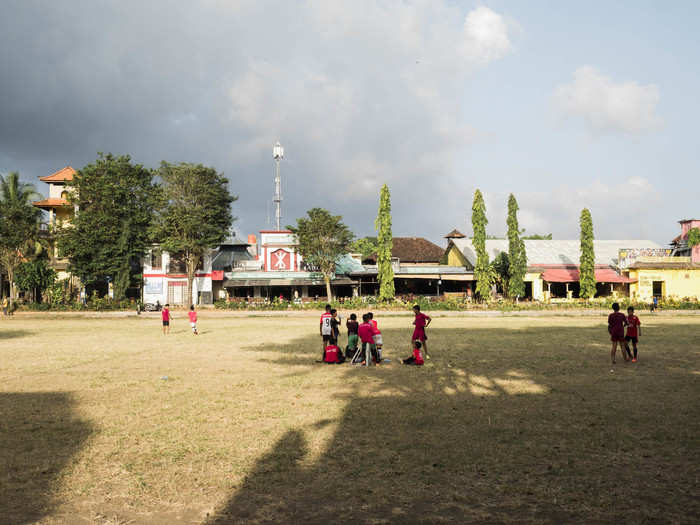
<box><xmin>273</xmin><ymin>141</ymin><xmax>284</xmax><ymax>231</ymax></box>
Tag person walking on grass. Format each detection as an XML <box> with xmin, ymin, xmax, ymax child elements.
<box><xmin>412</xmin><ymin>305</ymin><xmax>432</xmax><ymax>359</ymax></box>
<box><xmin>624</xmin><ymin>306</ymin><xmax>641</xmax><ymax>362</ymax></box>
<box><xmin>188</xmin><ymin>304</ymin><xmax>198</xmax><ymax>335</ymax></box>
<box><xmin>2</xmin><ymin>297</ymin><xmax>8</xmax><ymax>317</ymax></box>
<box><xmin>320</xmin><ymin>304</ymin><xmax>333</xmax><ymax>360</ymax></box>
<box><xmin>162</xmin><ymin>303</ymin><xmax>173</xmax><ymax>335</ymax></box>
<box><xmin>608</xmin><ymin>302</ymin><xmax>629</xmax><ymax>364</ymax></box>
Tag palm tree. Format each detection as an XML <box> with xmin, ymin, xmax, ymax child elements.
<box><xmin>0</xmin><ymin>172</ymin><xmax>42</xmax><ymax>300</ymax></box>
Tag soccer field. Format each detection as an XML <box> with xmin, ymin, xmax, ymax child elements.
<box><xmin>1</xmin><ymin>312</ymin><xmax>698</xmax><ymax>524</ymax></box>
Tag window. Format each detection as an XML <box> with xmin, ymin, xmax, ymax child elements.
<box><xmin>150</xmin><ymin>250</ymin><xmax>162</xmax><ymax>270</ymax></box>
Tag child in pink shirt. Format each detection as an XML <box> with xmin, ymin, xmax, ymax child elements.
<box><xmin>161</xmin><ymin>304</ymin><xmax>172</xmax><ymax>335</ymax></box>
<box><xmin>188</xmin><ymin>304</ymin><xmax>198</xmax><ymax>335</ymax></box>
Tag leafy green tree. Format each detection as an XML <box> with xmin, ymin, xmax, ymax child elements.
<box><xmin>522</xmin><ymin>233</ymin><xmax>552</xmax><ymax>240</ymax></box>
<box><xmin>375</xmin><ymin>184</ymin><xmax>395</xmax><ymax>301</ymax></box>
<box><xmin>687</xmin><ymin>227</ymin><xmax>700</xmax><ymax>248</ymax></box>
<box><xmin>289</xmin><ymin>208</ymin><xmax>353</xmax><ymax>301</ymax></box>
<box><xmin>471</xmin><ymin>189</ymin><xmax>492</xmax><ymax>299</ymax></box>
<box><xmin>154</xmin><ymin>162</ymin><xmax>236</xmax><ymax>306</ymax></box>
<box><xmin>579</xmin><ymin>208</ymin><xmax>596</xmax><ymax>299</ymax></box>
<box><xmin>507</xmin><ymin>194</ymin><xmax>527</xmax><ymax>298</ymax></box>
<box><xmin>0</xmin><ymin>172</ymin><xmax>42</xmax><ymax>300</ymax></box>
<box><xmin>350</xmin><ymin>237</ymin><xmax>378</xmax><ymax>259</ymax></box>
<box><xmin>14</xmin><ymin>259</ymin><xmax>56</xmax><ymax>302</ymax></box>
<box><xmin>491</xmin><ymin>251</ymin><xmax>510</xmax><ymax>296</ymax></box>
<box><xmin>60</xmin><ymin>154</ymin><xmax>159</xmax><ymax>300</ymax></box>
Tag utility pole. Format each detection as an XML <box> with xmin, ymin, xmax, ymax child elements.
<box><xmin>273</xmin><ymin>141</ymin><xmax>284</xmax><ymax>231</ymax></box>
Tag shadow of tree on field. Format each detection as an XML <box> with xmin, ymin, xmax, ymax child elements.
<box><xmin>208</xmin><ymin>325</ymin><xmax>699</xmax><ymax>524</ymax></box>
<box><xmin>0</xmin><ymin>392</ymin><xmax>93</xmax><ymax>524</ymax></box>
<box><xmin>0</xmin><ymin>329</ymin><xmax>31</xmax><ymax>340</ymax></box>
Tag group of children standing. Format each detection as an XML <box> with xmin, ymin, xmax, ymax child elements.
<box><xmin>320</xmin><ymin>304</ymin><xmax>432</xmax><ymax>366</ymax></box>
<box><xmin>608</xmin><ymin>303</ymin><xmax>642</xmax><ymax>364</ymax></box>
<box><xmin>161</xmin><ymin>304</ymin><xmax>199</xmax><ymax>335</ymax></box>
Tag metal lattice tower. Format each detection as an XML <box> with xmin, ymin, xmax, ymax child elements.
<box><xmin>272</xmin><ymin>141</ymin><xmax>284</xmax><ymax>231</ymax></box>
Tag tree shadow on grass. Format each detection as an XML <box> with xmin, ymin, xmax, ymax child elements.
<box><xmin>0</xmin><ymin>392</ymin><xmax>94</xmax><ymax>524</ymax></box>
<box><xmin>0</xmin><ymin>329</ymin><xmax>31</xmax><ymax>340</ymax></box>
<box><xmin>209</xmin><ymin>325</ymin><xmax>699</xmax><ymax>524</ymax></box>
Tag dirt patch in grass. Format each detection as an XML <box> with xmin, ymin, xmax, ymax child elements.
<box><xmin>0</xmin><ymin>314</ymin><xmax>698</xmax><ymax>523</ymax></box>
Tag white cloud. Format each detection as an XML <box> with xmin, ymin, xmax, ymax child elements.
<box><xmin>554</xmin><ymin>66</ymin><xmax>661</xmax><ymax>134</ymax></box>
<box><xmin>461</xmin><ymin>6</ymin><xmax>513</xmax><ymax>64</ymax></box>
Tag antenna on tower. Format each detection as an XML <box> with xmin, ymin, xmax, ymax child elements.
<box><xmin>272</xmin><ymin>141</ymin><xmax>284</xmax><ymax>231</ymax></box>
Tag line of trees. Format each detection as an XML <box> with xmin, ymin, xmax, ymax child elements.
<box><xmin>469</xmin><ymin>189</ymin><xmax>595</xmax><ymax>301</ymax></box>
<box><xmin>0</xmin><ymin>153</ymin><xmax>236</xmax><ymax>304</ymax></box>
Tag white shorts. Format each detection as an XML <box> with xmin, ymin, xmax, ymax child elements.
<box><xmin>373</xmin><ymin>334</ymin><xmax>383</xmax><ymax>346</ymax></box>
<box><xmin>190</xmin><ymin>322</ymin><xmax>197</xmax><ymax>328</ymax></box>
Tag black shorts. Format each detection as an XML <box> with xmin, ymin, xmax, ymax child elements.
<box><xmin>163</xmin><ymin>321</ymin><xmax>169</xmax><ymax>326</ymax></box>
<box><xmin>625</xmin><ymin>335</ymin><xmax>638</xmax><ymax>344</ymax></box>
<box><xmin>322</xmin><ymin>334</ymin><xmax>332</xmax><ymax>342</ymax></box>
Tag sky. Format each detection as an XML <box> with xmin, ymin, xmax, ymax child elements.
<box><xmin>1</xmin><ymin>0</ymin><xmax>698</xmax><ymax>247</ymax></box>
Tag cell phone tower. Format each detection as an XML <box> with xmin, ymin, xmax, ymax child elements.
<box><xmin>272</xmin><ymin>141</ymin><xmax>284</xmax><ymax>231</ymax></box>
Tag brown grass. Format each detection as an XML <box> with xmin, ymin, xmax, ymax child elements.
<box><xmin>0</xmin><ymin>312</ymin><xmax>698</xmax><ymax>524</ymax></box>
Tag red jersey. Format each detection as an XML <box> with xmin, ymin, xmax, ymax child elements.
<box><xmin>324</xmin><ymin>344</ymin><xmax>340</xmax><ymax>363</ymax></box>
<box><xmin>370</xmin><ymin>319</ymin><xmax>381</xmax><ymax>334</ymax></box>
<box><xmin>161</xmin><ymin>308</ymin><xmax>170</xmax><ymax>321</ymax></box>
<box><xmin>414</xmin><ymin>312</ymin><xmax>430</xmax><ymax>328</ymax></box>
<box><xmin>608</xmin><ymin>312</ymin><xmax>627</xmax><ymax>339</ymax></box>
<box><xmin>358</xmin><ymin>322</ymin><xmax>375</xmax><ymax>343</ymax></box>
<box><xmin>320</xmin><ymin>312</ymin><xmax>332</xmax><ymax>335</ymax></box>
<box><xmin>626</xmin><ymin>315</ymin><xmax>641</xmax><ymax>337</ymax></box>
<box><xmin>413</xmin><ymin>347</ymin><xmax>424</xmax><ymax>365</ymax></box>
<box><xmin>188</xmin><ymin>311</ymin><xmax>197</xmax><ymax>323</ymax></box>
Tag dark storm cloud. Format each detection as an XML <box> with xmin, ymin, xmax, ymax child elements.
<box><xmin>1</xmin><ymin>1</ymin><xmax>514</xmax><ymax>242</ymax></box>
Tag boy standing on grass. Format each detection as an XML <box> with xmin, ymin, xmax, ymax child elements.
<box><xmin>608</xmin><ymin>302</ymin><xmax>629</xmax><ymax>364</ymax></box>
<box><xmin>162</xmin><ymin>303</ymin><xmax>172</xmax><ymax>335</ymax></box>
<box><xmin>357</xmin><ymin>314</ymin><xmax>378</xmax><ymax>365</ymax></box>
<box><xmin>412</xmin><ymin>305</ymin><xmax>432</xmax><ymax>359</ymax></box>
<box><xmin>320</xmin><ymin>304</ymin><xmax>333</xmax><ymax>360</ymax></box>
<box><xmin>624</xmin><ymin>306</ymin><xmax>641</xmax><ymax>362</ymax></box>
<box><xmin>368</xmin><ymin>312</ymin><xmax>383</xmax><ymax>361</ymax></box>
<box><xmin>346</xmin><ymin>313</ymin><xmax>359</xmax><ymax>355</ymax></box>
<box><xmin>188</xmin><ymin>304</ymin><xmax>198</xmax><ymax>335</ymax></box>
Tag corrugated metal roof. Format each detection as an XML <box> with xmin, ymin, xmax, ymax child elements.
<box><xmin>451</xmin><ymin>239</ymin><xmax>662</xmax><ymax>267</ymax></box>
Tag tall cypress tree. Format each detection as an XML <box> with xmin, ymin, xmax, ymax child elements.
<box><xmin>375</xmin><ymin>184</ymin><xmax>395</xmax><ymax>300</ymax></box>
<box><xmin>507</xmin><ymin>194</ymin><xmax>527</xmax><ymax>298</ymax></box>
<box><xmin>472</xmin><ymin>189</ymin><xmax>492</xmax><ymax>299</ymax></box>
<box><xmin>579</xmin><ymin>208</ymin><xmax>596</xmax><ymax>299</ymax></box>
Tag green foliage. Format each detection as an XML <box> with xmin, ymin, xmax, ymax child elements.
<box><xmin>154</xmin><ymin>162</ymin><xmax>236</xmax><ymax>305</ymax></box>
<box><xmin>350</xmin><ymin>237</ymin><xmax>378</xmax><ymax>259</ymax></box>
<box><xmin>687</xmin><ymin>227</ymin><xmax>700</xmax><ymax>248</ymax></box>
<box><xmin>506</xmin><ymin>194</ymin><xmax>527</xmax><ymax>298</ymax></box>
<box><xmin>60</xmin><ymin>153</ymin><xmax>158</xmax><ymax>300</ymax></box>
<box><xmin>288</xmin><ymin>208</ymin><xmax>353</xmax><ymax>300</ymax></box>
<box><xmin>14</xmin><ymin>260</ymin><xmax>56</xmax><ymax>299</ymax></box>
<box><xmin>0</xmin><ymin>171</ymin><xmax>42</xmax><ymax>299</ymax></box>
<box><xmin>491</xmin><ymin>251</ymin><xmax>510</xmax><ymax>295</ymax></box>
<box><xmin>471</xmin><ymin>189</ymin><xmax>492</xmax><ymax>300</ymax></box>
<box><xmin>375</xmin><ymin>184</ymin><xmax>395</xmax><ymax>301</ymax></box>
<box><xmin>522</xmin><ymin>233</ymin><xmax>552</xmax><ymax>240</ymax></box>
<box><xmin>579</xmin><ymin>208</ymin><xmax>596</xmax><ymax>299</ymax></box>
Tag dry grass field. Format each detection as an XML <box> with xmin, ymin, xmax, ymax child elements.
<box><xmin>1</xmin><ymin>311</ymin><xmax>698</xmax><ymax>524</ymax></box>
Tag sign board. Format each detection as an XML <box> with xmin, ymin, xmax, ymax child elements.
<box><xmin>144</xmin><ymin>277</ymin><xmax>163</xmax><ymax>294</ymax></box>
<box><xmin>618</xmin><ymin>248</ymin><xmax>673</xmax><ymax>269</ymax></box>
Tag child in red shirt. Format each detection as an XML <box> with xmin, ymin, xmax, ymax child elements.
<box><xmin>368</xmin><ymin>312</ymin><xmax>383</xmax><ymax>361</ymax></box>
<box><xmin>624</xmin><ymin>306</ymin><xmax>642</xmax><ymax>362</ymax></box>
<box><xmin>161</xmin><ymin>303</ymin><xmax>172</xmax><ymax>335</ymax></box>
<box><xmin>323</xmin><ymin>337</ymin><xmax>345</xmax><ymax>364</ymax></box>
<box><xmin>357</xmin><ymin>314</ymin><xmax>379</xmax><ymax>365</ymax></box>
<box><xmin>412</xmin><ymin>305</ymin><xmax>432</xmax><ymax>359</ymax></box>
<box><xmin>188</xmin><ymin>304</ymin><xmax>198</xmax><ymax>335</ymax></box>
<box><xmin>608</xmin><ymin>302</ymin><xmax>629</xmax><ymax>364</ymax></box>
<box><xmin>402</xmin><ymin>340</ymin><xmax>424</xmax><ymax>366</ymax></box>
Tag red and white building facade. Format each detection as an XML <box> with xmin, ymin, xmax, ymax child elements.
<box><xmin>142</xmin><ymin>248</ymin><xmax>217</xmax><ymax>306</ymax></box>
<box><xmin>259</xmin><ymin>230</ymin><xmax>301</xmax><ymax>272</ymax></box>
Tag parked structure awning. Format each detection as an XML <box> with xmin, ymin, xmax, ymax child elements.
<box><xmin>541</xmin><ymin>268</ymin><xmax>636</xmax><ymax>283</ymax></box>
